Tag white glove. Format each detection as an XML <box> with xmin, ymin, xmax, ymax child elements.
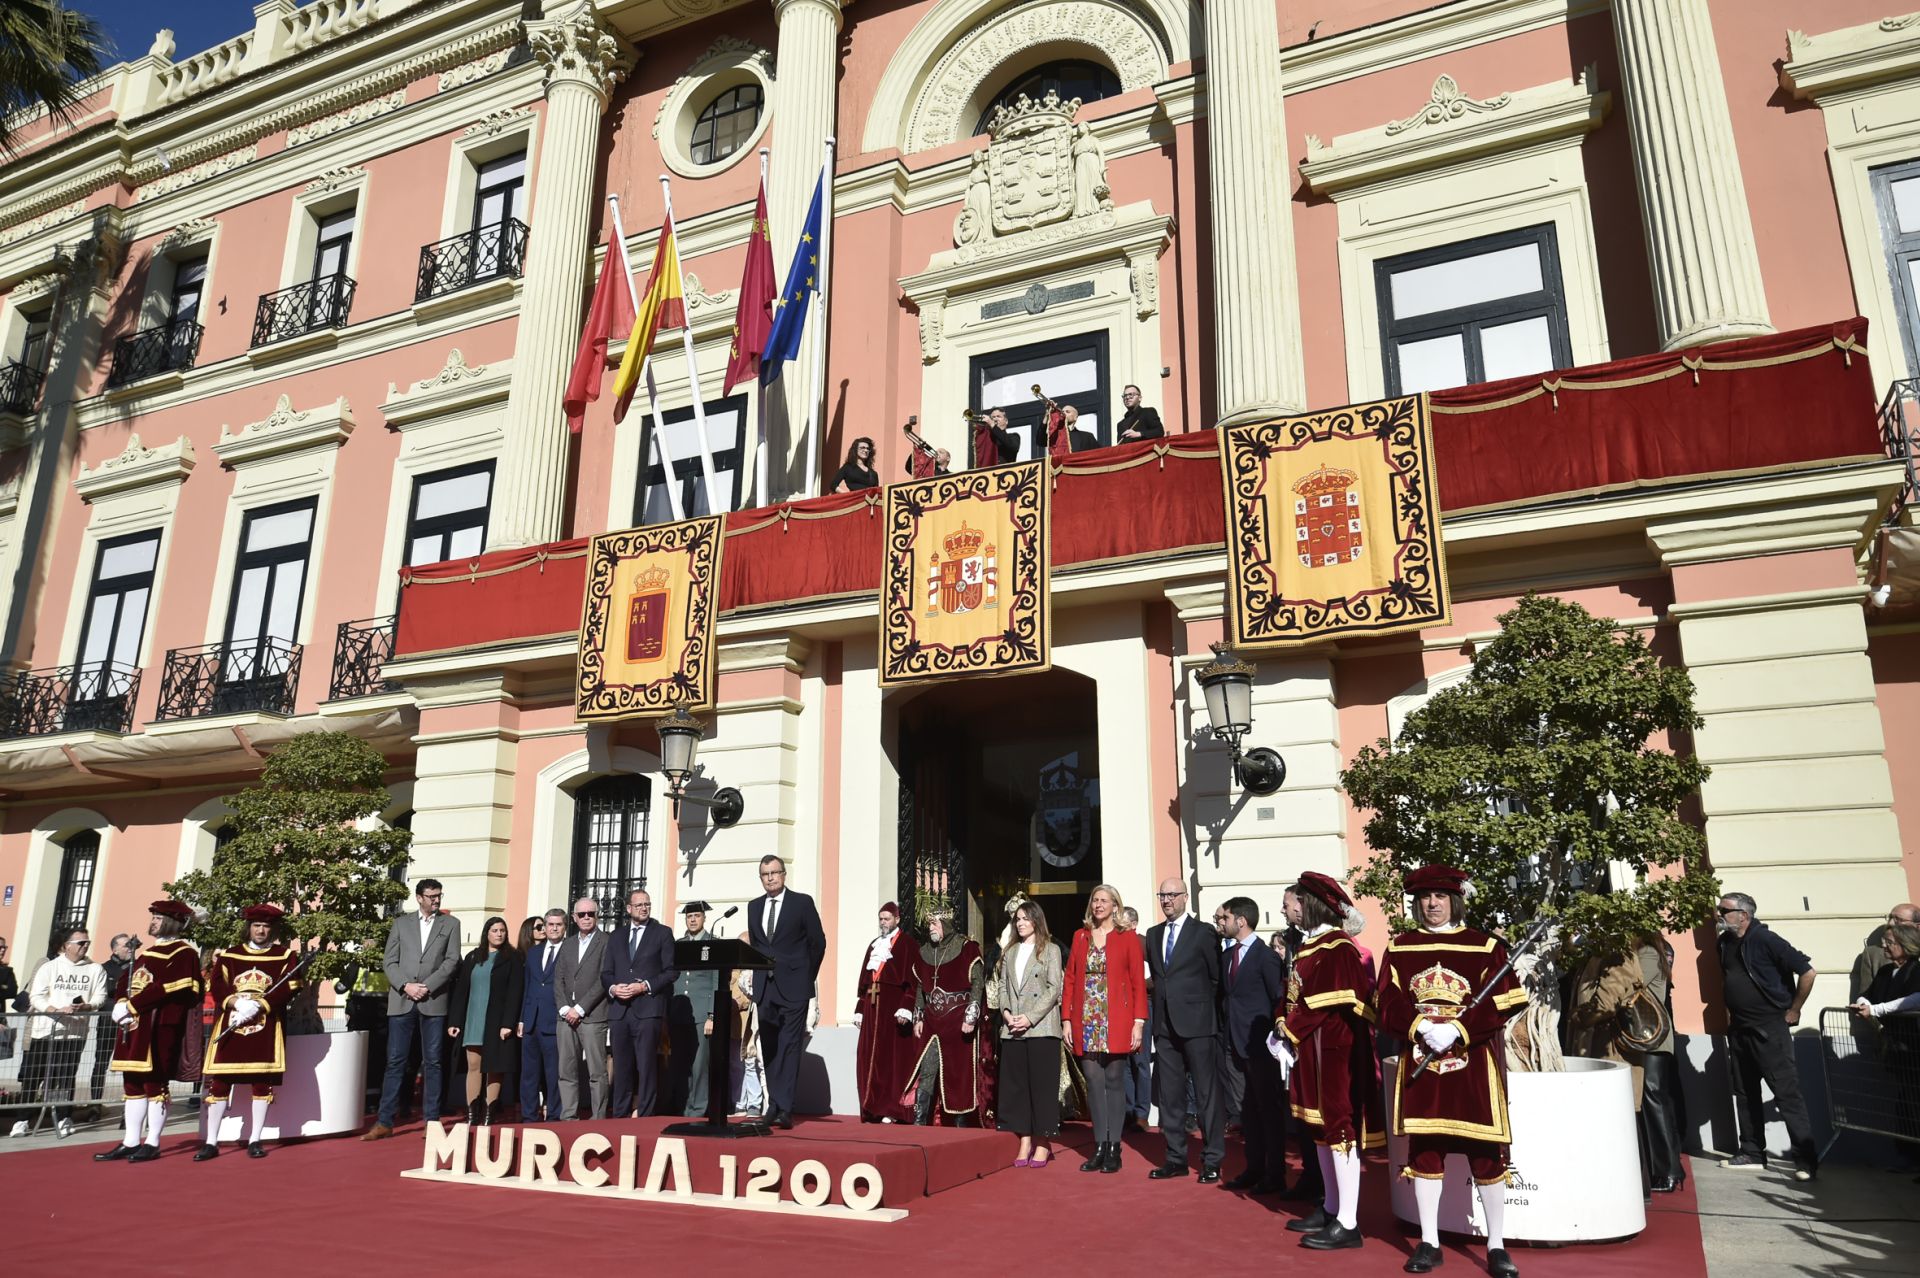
<box><xmin>1267</xmin><ymin>1031</ymin><xmax>1294</xmax><ymax>1080</ymax></box>
<box><xmin>1420</xmin><ymin>1021</ymin><xmax>1462</xmax><ymax>1055</ymax></box>
<box><xmin>807</xmin><ymin>997</ymin><xmax>819</xmax><ymax>1031</ymax></box>
<box><xmin>852</xmin><ymin>1013</ymin><xmax>864</xmax><ymax>1027</ymax></box>
<box><xmin>111</xmin><ymin>1000</ymin><xmax>134</xmax><ymax>1026</ymax></box>
<box><xmin>231</xmin><ymin>996</ymin><xmax>262</xmax><ymax>1025</ymax></box>
<box><xmin>894</xmin><ymin>1008</ymin><xmax>914</xmax><ymax>1024</ymax></box>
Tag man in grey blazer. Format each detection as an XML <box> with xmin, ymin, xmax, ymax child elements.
<box><xmin>554</xmin><ymin>895</ymin><xmax>611</xmax><ymax>1120</ymax></box>
<box><xmin>365</xmin><ymin>879</ymin><xmax>462</xmax><ymax>1139</ymax></box>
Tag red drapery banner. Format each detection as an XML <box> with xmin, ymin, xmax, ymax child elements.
<box><xmin>395</xmin><ymin>319</ymin><xmax>1882</xmax><ymax>659</ymax></box>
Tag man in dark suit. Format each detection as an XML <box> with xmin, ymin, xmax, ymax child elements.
<box><xmin>517</xmin><ymin>909</ymin><xmax>566</xmax><ymax>1121</ymax></box>
<box><xmin>1144</xmin><ymin>876</ymin><xmax>1223</xmax><ymax>1181</ymax></box>
<box><xmin>603</xmin><ymin>887</ymin><xmax>676</xmax><ymax>1118</ymax></box>
<box><xmin>747</xmin><ymin>855</ymin><xmax>825</xmax><ymax>1129</ymax></box>
<box><xmin>1117</xmin><ymin>384</ymin><xmax>1165</xmax><ymax>442</ymax></box>
<box><xmin>1218</xmin><ymin>896</ymin><xmax>1287</xmax><ymax>1192</ymax></box>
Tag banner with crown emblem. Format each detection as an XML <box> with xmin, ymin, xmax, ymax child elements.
<box><xmin>1220</xmin><ymin>394</ymin><xmax>1450</xmax><ymax>647</ymax></box>
<box><xmin>576</xmin><ymin>516</ymin><xmax>724</xmax><ymax>719</ymax></box>
<box><xmin>880</xmin><ymin>461</ymin><xmax>1050</xmax><ymax>686</ymax></box>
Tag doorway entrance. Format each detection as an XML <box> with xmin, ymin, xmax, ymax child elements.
<box><xmin>893</xmin><ymin>668</ymin><xmax>1102</xmax><ymax>957</ymax></box>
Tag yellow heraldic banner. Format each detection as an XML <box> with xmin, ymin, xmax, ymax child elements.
<box><xmin>1220</xmin><ymin>394</ymin><xmax>1450</xmax><ymax>647</ymax></box>
<box><xmin>576</xmin><ymin>516</ymin><xmax>725</xmax><ymax>719</ymax></box>
<box><xmin>880</xmin><ymin>460</ymin><xmax>1051</xmax><ymax>686</ymax></box>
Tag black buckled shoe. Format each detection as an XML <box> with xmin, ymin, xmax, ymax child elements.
<box><xmin>1286</xmin><ymin>1207</ymin><xmax>1332</xmax><ymax>1234</ymax></box>
<box><xmin>127</xmin><ymin>1143</ymin><xmax>161</xmax><ymax>1163</ymax></box>
<box><xmin>247</xmin><ymin>1141</ymin><xmax>268</xmax><ymax>1159</ymax></box>
<box><xmin>93</xmin><ymin>1143</ymin><xmax>136</xmax><ymax>1162</ymax></box>
<box><xmin>1486</xmin><ymin>1248</ymin><xmax>1519</xmax><ymax>1277</ymax></box>
<box><xmin>1300</xmin><ymin>1221</ymin><xmax>1364</xmax><ymax>1251</ymax></box>
<box><xmin>193</xmin><ymin>1143</ymin><xmax>219</xmax><ymax>1162</ymax></box>
<box><xmin>1197</xmin><ymin>1166</ymin><xmax>1222</xmax><ymax>1184</ymax></box>
<box><xmin>1404</xmin><ymin>1242</ymin><xmax>1444</xmax><ymax>1272</ymax></box>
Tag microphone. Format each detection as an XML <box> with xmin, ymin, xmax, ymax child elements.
<box><xmin>718</xmin><ymin>905</ymin><xmax>740</xmax><ymax>921</ymax></box>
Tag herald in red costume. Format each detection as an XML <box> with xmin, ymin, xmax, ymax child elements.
<box><xmin>199</xmin><ymin>904</ymin><xmax>302</xmax><ymax>1161</ymax></box>
<box><xmin>1280</xmin><ymin>931</ymin><xmax>1385</xmax><ymax>1155</ymax></box>
<box><xmin>907</xmin><ymin>912</ymin><xmax>985</xmax><ymax>1123</ymax></box>
<box><xmin>853</xmin><ymin>904</ymin><xmax>918</xmax><ymax>1123</ymax></box>
<box><xmin>97</xmin><ymin>899</ymin><xmax>203</xmax><ymax>1163</ymax></box>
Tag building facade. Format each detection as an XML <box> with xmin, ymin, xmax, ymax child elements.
<box><xmin>2</xmin><ymin>0</ymin><xmax>1918</xmax><ymax>1118</ymax></box>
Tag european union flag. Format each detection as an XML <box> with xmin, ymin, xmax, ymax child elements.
<box><xmin>760</xmin><ymin>174</ymin><xmax>825</xmax><ymax>385</ymax></box>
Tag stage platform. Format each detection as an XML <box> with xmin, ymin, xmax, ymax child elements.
<box><xmin>3</xmin><ymin>1118</ymin><xmax>1711</xmax><ymax>1275</ymax></box>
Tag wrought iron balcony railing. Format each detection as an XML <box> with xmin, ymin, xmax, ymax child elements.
<box><xmin>156</xmin><ymin>637</ymin><xmax>302</xmax><ymax>720</ymax></box>
<box><xmin>251</xmin><ymin>273</ymin><xmax>355</xmax><ymax>347</ymax></box>
<box><xmin>107</xmin><ymin>318</ymin><xmax>204</xmax><ymax>387</ymax></box>
<box><xmin>329</xmin><ymin>615</ymin><xmax>397</xmax><ymax>700</ymax></box>
<box><xmin>415</xmin><ymin>219</ymin><xmax>529</xmax><ymax>304</ymax></box>
<box><xmin>0</xmin><ymin>661</ymin><xmax>142</xmax><ymax>737</ymax></box>
<box><xmin>1879</xmin><ymin>378</ymin><xmax>1920</xmax><ymax>525</ymax></box>
<box><xmin>0</xmin><ymin>359</ymin><xmax>44</xmax><ymax>415</ymax></box>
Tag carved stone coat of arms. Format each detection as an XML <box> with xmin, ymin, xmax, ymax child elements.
<box><xmin>955</xmin><ymin>90</ymin><xmax>1112</xmax><ymax>246</ymax></box>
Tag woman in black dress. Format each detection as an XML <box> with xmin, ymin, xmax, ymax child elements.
<box><xmin>829</xmin><ymin>437</ymin><xmax>879</xmax><ymax>492</ymax></box>
<box><xmin>449</xmin><ymin>917</ymin><xmax>524</xmax><ymax>1126</ymax></box>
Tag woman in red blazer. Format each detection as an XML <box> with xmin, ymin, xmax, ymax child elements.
<box><xmin>1062</xmin><ymin>884</ymin><xmax>1148</xmax><ymax>1174</ymax></box>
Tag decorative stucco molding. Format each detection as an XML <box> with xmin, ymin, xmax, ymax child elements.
<box><xmin>155</xmin><ymin>217</ymin><xmax>220</xmax><ymax>253</ymax></box>
<box><xmin>214</xmin><ymin>394</ymin><xmax>355</xmax><ymax>467</ymax></box>
<box><xmin>465</xmin><ymin>107</ymin><xmax>537</xmax><ymax>139</ymax></box>
<box><xmin>0</xmin><ymin>199</ymin><xmax>86</xmax><ymax>246</ymax></box>
<box><xmin>382</xmin><ymin>350</ymin><xmax>513</xmax><ymax>430</ymax></box>
<box><xmin>439</xmin><ymin>49</ymin><xmax>510</xmax><ymax>92</ymax></box>
<box><xmin>74</xmin><ymin>433</ymin><xmax>196</xmax><ymax>502</ymax></box>
<box><xmin>128</xmin><ymin>146</ymin><xmax>258</xmax><ymax>205</ymax></box>
<box><xmin>1301</xmin><ymin>67</ymin><xmax>1609</xmax><ymax>195</ymax></box>
<box><xmin>304</xmin><ymin>166</ymin><xmax>368</xmax><ymax>195</ymax></box>
<box><xmin>528</xmin><ymin>5</ymin><xmax>631</xmax><ymax>103</ymax></box>
<box><xmin>1783</xmin><ymin>14</ymin><xmax>1920</xmax><ymax>99</ymax></box>
<box><xmin>286</xmin><ymin>88</ymin><xmax>408</xmax><ymax>147</ymax></box>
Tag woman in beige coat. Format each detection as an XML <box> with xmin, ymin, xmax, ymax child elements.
<box><xmin>995</xmin><ymin>900</ymin><xmax>1063</xmax><ymax>1167</ymax></box>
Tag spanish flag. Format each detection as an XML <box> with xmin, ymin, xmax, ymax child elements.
<box><xmin>611</xmin><ymin>224</ymin><xmax>687</xmax><ymax>424</ymax></box>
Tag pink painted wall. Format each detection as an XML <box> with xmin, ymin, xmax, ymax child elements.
<box><xmin>1868</xmin><ymin>630</ymin><xmax>1920</xmax><ymax>908</ymax></box>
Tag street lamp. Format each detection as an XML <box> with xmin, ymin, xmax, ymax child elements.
<box><xmin>1194</xmin><ymin>642</ymin><xmax>1286</xmax><ymax>796</ymax></box>
<box><xmin>656</xmin><ymin>702</ymin><xmax>745</xmax><ymax>828</ymax></box>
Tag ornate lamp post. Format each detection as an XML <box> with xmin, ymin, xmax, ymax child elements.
<box><xmin>1194</xmin><ymin>642</ymin><xmax>1286</xmax><ymax>796</ymax></box>
<box><xmin>657</xmin><ymin>703</ymin><xmax>745</xmax><ymax>828</ymax></box>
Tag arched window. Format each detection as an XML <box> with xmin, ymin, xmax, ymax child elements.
<box><xmin>691</xmin><ymin>84</ymin><xmax>764</xmax><ymax>165</ymax></box>
<box><xmin>975</xmin><ymin>59</ymin><xmax>1122</xmax><ymax>134</ymax></box>
<box><xmin>568</xmin><ymin>776</ymin><xmax>650</xmax><ymax>930</ymax></box>
<box><xmin>49</xmin><ymin>830</ymin><xmax>100</xmax><ymax>957</ymax></box>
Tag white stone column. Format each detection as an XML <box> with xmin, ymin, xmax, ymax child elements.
<box><xmin>766</xmin><ymin>0</ymin><xmax>845</xmax><ymax>497</ymax></box>
<box><xmin>490</xmin><ymin>3</ymin><xmax>630</xmax><ymax>548</ymax></box>
<box><xmin>1609</xmin><ymin>0</ymin><xmax>1772</xmax><ymax>349</ymax></box>
<box><xmin>1202</xmin><ymin>0</ymin><xmax>1306</xmax><ymax>424</ymax></box>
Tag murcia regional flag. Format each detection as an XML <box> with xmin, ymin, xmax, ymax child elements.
<box><xmin>575</xmin><ymin>516</ymin><xmax>724</xmax><ymax>719</ymax></box>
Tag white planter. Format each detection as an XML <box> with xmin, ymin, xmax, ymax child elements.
<box><xmin>1387</xmin><ymin>1055</ymin><xmax>1646</xmax><ymax>1243</ymax></box>
<box><xmin>209</xmin><ymin>1029</ymin><xmax>368</xmax><ymax>1142</ymax></box>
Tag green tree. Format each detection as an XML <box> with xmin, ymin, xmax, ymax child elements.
<box><xmin>168</xmin><ymin>731</ymin><xmax>411</xmax><ymax>985</ymax></box>
<box><xmin>1343</xmin><ymin>593</ymin><xmax>1719</xmax><ymax>977</ymax></box>
<box><xmin>0</xmin><ymin>2</ymin><xmax>109</xmax><ymax>152</ymax></box>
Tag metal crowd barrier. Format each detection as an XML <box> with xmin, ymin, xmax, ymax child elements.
<box><xmin>1819</xmin><ymin>1006</ymin><xmax>1920</xmax><ymax>1145</ymax></box>
<box><xmin>0</xmin><ymin>1010</ymin><xmax>201</xmax><ymax>1138</ymax></box>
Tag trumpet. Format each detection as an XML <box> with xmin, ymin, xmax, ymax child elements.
<box><xmin>961</xmin><ymin>407</ymin><xmax>986</xmax><ymax>423</ymax></box>
<box><xmin>1031</xmin><ymin>382</ymin><xmax>1054</xmax><ymax>408</ymax></box>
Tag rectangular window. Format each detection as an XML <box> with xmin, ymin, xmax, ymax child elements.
<box><xmin>469</xmin><ymin>151</ymin><xmax>528</xmax><ymax>282</ymax></box>
<box><xmin>169</xmin><ymin>257</ymin><xmax>207</xmax><ymax>326</ymax></box>
<box><xmin>49</xmin><ymin>830</ymin><xmax>100</xmax><ymax>954</ymax></box>
<box><xmin>405</xmin><ymin>461</ymin><xmax>494</xmax><ymax>566</ymax></box>
<box><xmin>310</xmin><ymin>208</ymin><xmax>355</xmax><ymax>328</ymax></box>
<box><xmin>569</xmin><ymin>776</ymin><xmax>650</xmax><ymax>930</ymax></box>
<box><xmin>222</xmin><ymin>499</ymin><xmax>317</xmax><ymax>682</ymax></box>
<box><xmin>72</xmin><ymin>529</ymin><xmax>161</xmax><ymax>704</ymax></box>
<box><xmin>1874</xmin><ymin>160</ymin><xmax>1920</xmax><ymax>377</ymax></box>
<box><xmin>634</xmin><ymin>395</ymin><xmax>749</xmax><ymax>524</ymax></box>
<box><xmin>19</xmin><ymin>307</ymin><xmax>53</xmax><ymax>372</ymax></box>
<box><xmin>1375</xmin><ymin>225</ymin><xmax>1572</xmax><ymax>395</ymax></box>
<box><xmin>970</xmin><ymin>331</ymin><xmax>1111</xmax><ymax>462</ymax></box>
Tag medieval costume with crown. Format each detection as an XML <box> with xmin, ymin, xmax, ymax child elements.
<box><xmin>1377</xmin><ymin>865</ymin><xmax>1529</xmax><ymax>1278</ymax></box>
<box><xmin>1274</xmin><ymin>872</ymin><xmax>1382</xmax><ymax>1252</ymax></box>
<box><xmin>853</xmin><ymin>904</ymin><xmax>917</xmax><ymax>1123</ymax></box>
<box><xmin>97</xmin><ymin>899</ymin><xmax>204</xmax><ymax>1163</ymax></box>
<box><xmin>907</xmin><ymin>914</ymin><xmax>985</xmax><ymax>1125</ymax></box>
<box><xmin>198</xmin><ymin>905</ymin><xmax>301</xmax><ymax>1161</ymax></box>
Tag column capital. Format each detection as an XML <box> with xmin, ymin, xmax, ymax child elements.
<box><xmin>526</xmin><ymin>4</ymin><xmax>632</xmax><ymax>105</ymax></box>
<box><xmin>773</xmin><ymin>0</ymin><xmax>850</xmax><ymax>23</ymax></box>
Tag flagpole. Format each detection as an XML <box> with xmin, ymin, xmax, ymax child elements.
<box><xmin>609</xmin><ymin>194</ymin><xmax>685</xmax><ymax>522</ymax></box>
<box><xmin>661</xmin><ymin>175</ymin><xmax>723</xmax><ymax>516</ymax></box>
<box><xmin>801</xmin><ymin>137</ymin><xmax>835</xmax><ymax>499</ymax></box>
<box><xmin>753</xmin><ymin>147</ymin><xmax>771</xmax><ymax>509</ymax></box>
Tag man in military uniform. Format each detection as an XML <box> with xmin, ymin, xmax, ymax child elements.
<box><xmin>96</xmin><ymin>900</ymin><xmax>203</xmax><ymax>1163</ymax></box>
<box><xmin>908</xmin><ymin>907</ymin><xmax>985</xmax><ymax>1126</ymax></box>
<box><xmin>197</xmin><ymin>904</ymin><xmax>302</xmax><ymax>1161</ymax></box>
<box><xmin>852</xmin><ymin>902</ymin><xmax>916</xmax><ymax>1123</ymax></box>
<box><xmin>1377</xmin><ymin>865</ymin><xmax>1529</xmax><ymax>1277</ymax></box>
<box><xmin>669</xmin><ymin>901</ymin><xmax>719</xmax><ymax>1118</ymax></box>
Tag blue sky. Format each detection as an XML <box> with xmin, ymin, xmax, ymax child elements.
<box><xmin>80</xmin><ymin>1</ymin><xmax>262</xmax><ymax>65</ymax></box>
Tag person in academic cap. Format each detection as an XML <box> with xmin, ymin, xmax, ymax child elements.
<box><xmin>97</xmin><ymin>900</ymin><xmax>204</xmax><ymax>1163</ymax></box>
<box><xmin>852</xmin><ymin>902</ymin><xmax>918</xmax><ymax>1123</ymax></box>
<box><xmin>197</xmin><ymin>904</ymin><xmax>302</xmax><ymax>1161</ymax></box>
<box><xmin>1272</xmin><ymin>872</ymin><xmax>1383</xmax><ymax>1251</ymax></box>
<box><xmin>1377</xmin><ymin>865</ymin><xmax>1528</xmax><ymax>1277</ymax></box>
<box><xmin>670</xmin><ymin>901</ymin><xmax>721</xmax><ymax>1118</ymax></box>
<box><xmin>908</xmin><ymin>906</ymin><xmax>986</xmax><ymax>1125</ymax></box>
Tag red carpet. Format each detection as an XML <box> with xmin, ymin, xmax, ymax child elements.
<box><xmin>3</xmin><ymin>1122</ymin><xmax>1708</xmax><ymax>1276</ymax></box>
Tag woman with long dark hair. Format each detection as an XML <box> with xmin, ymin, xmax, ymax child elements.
<box><xmin>448</xmin><ymin>916</ymin><xmax>524</xmax><ymax>1126</ymax></box>
<box><xmin>829</xmin><ymin>437</ymin><xmax>879</xmax><ymax>492</ymax></box>
<box><xmin>995</xmin><ymin>900</ymin><xmax>1063</xmax><ymax>1167</ymax></box>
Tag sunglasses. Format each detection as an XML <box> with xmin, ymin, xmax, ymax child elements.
<box><xmin>575</xmin><ymin>910</ymin><xmax>598</xmax><ymax>918</ymax></box>
<box><xmin>1716</xmin><ymin>907</ymin><xmax>1745</xmax><ymax>916</ymax></box>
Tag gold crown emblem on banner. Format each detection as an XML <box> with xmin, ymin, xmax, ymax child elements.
<box><xmin>635</xmin><ymin>565</ymin><xmax>671</xmax><ymax>591</ymax></box>
<box><xmin>943</xmin><ymin>524</ymin><xmax>985</xmax><ymax>559</ymax></box>
<box><xmin>1408</xmin><ymin>962</ymin><xmax>1472</xmax><ymax>1007</ymax></box>
<box><xmin>233</xmin><ymin>968</ymin><xmax>273</xmax><ymax>996</ymax></box>
<box><xmin>1291</xmin><ymin>465</ymin><xmax>1360</xmax><ymax>499</ymax></box>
